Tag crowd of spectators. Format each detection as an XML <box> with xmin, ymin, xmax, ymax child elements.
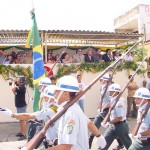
<box><xmin>0</xmin><ymin>50</ymin><xmax>32</xmax><ymax>64</ymax></box>
<box><xmin>0</xmin><ymin>48</ymin><xmax>134</xmax><ymax>65</ymax></box>
<box><xmin>44</xmin><ymin>48</ymin><xmax>134</xmax><ymax>64</ymax></box>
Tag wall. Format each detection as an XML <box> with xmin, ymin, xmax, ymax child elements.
<box><xmin>139</xmin><ymin>5</ymin><xmax>150</xmax><ymax>41</ymax></box>
<box><xmin>0</xmin><ymin>63</ymin><xmax>147</xmax><ymax>122</ymax></box>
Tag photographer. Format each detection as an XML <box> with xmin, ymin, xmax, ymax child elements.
<box><xmin>11</xmin><ymin>77</ymin><xmax>27</xmax><ymax>140</ymax></box>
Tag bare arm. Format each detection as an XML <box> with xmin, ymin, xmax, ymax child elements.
<box><xmin>11</xmin><ymin>79</ymin><xmax>17</xmax><ymax>94</ymax></box>
<box><xmin>140</xmin><ymin>129</ymin><xmax>150</xmax><ymax>136</ymax></box>
<box><xmin>109</xmin><ymin>117</ymin><xmax>122</xmax><ymax>124</ymax></box>
<box><xmin>12</xmin><ymin>113</ymin><xmax>36</xmax><ymax>120</ymax></box>
<box><xmin>46</xmin><ymin>144</ymin><xmax>72</xmax><ymax>150</ymax></box>
<box><xmin>102</xmin><ymin>102</ymin><xmax>110</xmax><ymax>111</ymax></box>
<box><xmin>88</xmin><ymin>120</ymin><xmax>101</xmax><ymax>137</ymax></box>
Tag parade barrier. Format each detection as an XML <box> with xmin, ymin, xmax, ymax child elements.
<box><xmin>25</xmin><ymin>39</ymin><xmax>142</xmax><ymax>149</ymax></box>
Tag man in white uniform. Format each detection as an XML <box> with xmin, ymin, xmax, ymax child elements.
<box><xmin>46</xmin><ymin>75</ymin><xmax>89</xmax><ymax>150</ymax></box>
<box><xmin>28</xmin><ymin>77</ymin><xmax>51</xmax><ymax>146</ymax></box>
<box><xmin>101</xmin><ymin>83</ymin><xmax>132</xmax><ymax>150</ymax></box>
<box><xmin>129</xmin><ymin>88</ymin><xmax>150</xmax><ymax>150</ymax></box>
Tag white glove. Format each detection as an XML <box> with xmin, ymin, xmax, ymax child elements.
<box><xmin>133</xmin><ymin>133</ymin><xmax>141</xmax><ymax>139</ymax></box>
<box><xmin>20</xmin><ymin>147</ymin><xmax>27</xmax><ymax>150</ymax></box>
<box><xmin>0</xmin><ymin>108</ymin><xmax>12</xmax><ymax>117</ymax></box>
<box><xmin>97</xmin><ymin>109</ymin><xmax>104</xmax><ymax>113</ymax></box>
<box><xmin>96</xmin><ymin>135</ymin><xmax>106</xmax><ymax>149</ymax></box>
<box><xmin>101</xmin><ymin>122</ymin><xmax>110</xmax><ymax>128</ymax></box>
<box><xmin>97</xmin><ymin>109</ymin><xmax>100</xmax><ymax>112</ymax></box>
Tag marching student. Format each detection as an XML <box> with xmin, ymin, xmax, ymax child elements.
<box><xmin>129</xmin><ymin>88</ymin><xmax>150</xmax><ymax>150</ymax></box>
<box><xmin>28</xmin><ymin>77</ymin><xmax>51</xmax><ymax>144</ymax></box>
<box><xmin>101</xmin><ymin>83</ymin><xmax>132</xmax><ymax>150</ymax></box>
<box><xmin>46</xmin><ymin>75</ymin><xmax>106</xmax><ymax>150</ymax></box>
<box><xmin>89</xmin><ymin>74</ymin><xmax>124</xmax><ymax>150</ymax></box>
<box><xmin>89</xmin><ymin>74</ymin><xmax>110</xmax><ymax>148</ymax></box>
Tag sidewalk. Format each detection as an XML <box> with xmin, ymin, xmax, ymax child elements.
<box><xmin>0</xmin><ymin>122</ymin><xmax>27</xmax><ymax>150</ymax></box>
<box><xmin>0</xmin><ymin>119</ymin><xmax>136</xmax><ymax>150</ymax></box>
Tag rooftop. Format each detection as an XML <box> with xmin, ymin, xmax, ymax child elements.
<box><xmin>0</xmin><ymin>29</ymin><xmax>143</xmax><ymax>47</ymax></box>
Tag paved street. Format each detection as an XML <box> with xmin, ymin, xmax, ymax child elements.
<box><xmin>0</xmin><ymin>119</ymin><xmax>136</xmax><ymax>150</ymax></box>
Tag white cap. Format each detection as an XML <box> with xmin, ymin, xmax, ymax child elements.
<box><xmin>134</xmin><ymin>88</ymin><xmax>150</xmax><ymax>99</ymax></box>
<box><xmin>109</xmin><ymin>83</ymin><xmax>121</xmax><ymax>92</ymax></box>
<box><xmin>100</xmin><ymin>73</ymin><xmax>110</xmax><ymax>81</ymax></box>
<box><xmin>41</xmin><ymin>85</ymin><xmax>56</xmax><ymax>98</ymax></box>
<box><xmin>55</xmin><ymin>75</ymin><xmax>79</xmax><ymax>92</ymax></box>
<box><xmin>38</xmin><ymin>77</ymin><xmax>51</xmax><ymax>86</ymax></box>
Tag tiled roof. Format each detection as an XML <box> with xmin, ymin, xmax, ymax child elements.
<box><xmin>0</xmin><ymin>30</ymin><xmax>143</xmax><ymax>46</ymax></box>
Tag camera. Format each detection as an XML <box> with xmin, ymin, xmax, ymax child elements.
<box><xmin>7</xmin><ymin>78</ymin><xmax>14</xmax><ymax>86</ymax></box>
<box><xmin>19</xmin><ymin>76</ymin><xmax>27</xmax><ymax>85</ymax></box>
<box><xmin>8</xmin><ymin>77</ymin><xmax>27</xmax><ymax>86</ymax></box>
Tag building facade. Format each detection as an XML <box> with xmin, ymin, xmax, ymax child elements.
<box><xmin>114</xmin><ymin>4</ymin><xmax>150</xmax><ymax>42</ymax></box>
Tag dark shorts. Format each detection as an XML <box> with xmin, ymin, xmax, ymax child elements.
<box><xmin>16</xmin><ymin>106</ymin><xmax>27</xmax><ymax>113</ymax></box>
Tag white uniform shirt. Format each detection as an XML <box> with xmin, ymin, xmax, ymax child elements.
<box><xmin>110</xmin><ymin>96</ymin><xmax>126</xmax><ymax>121</ymax></box>
<box><xmin>78</xmin><ymin>82</ymin><xmax>85</xmax><ymax>100</ymax></box>
<box><xmin>137</xmin><ymin>103</ymin><xmax>150</xmax><ymax>137</ymax></box>
<box><xmin>34</xmin><ymin>107</ymin><xmax>58</xmax><ymax>140</ymax></box>
<box><xmin>57</xmin><ymin>102</ymin><xmax>89</xmax><ymax>150</ymax></box>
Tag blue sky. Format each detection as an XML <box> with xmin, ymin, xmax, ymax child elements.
<box><xmin>0</xmin><ymin>0</ymin><xmax>150</xmax><ymax>31</ymax></box>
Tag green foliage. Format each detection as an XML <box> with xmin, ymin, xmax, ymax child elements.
<box><xmin>0</xmin><ymin>65</ymin><xmax>33</xmax><ymax>88</ymax></box>
<box><xmin>0</xmin><ymin>59</ymin><xmax>147</xmax><ymax>87</ymax></box>
<box><xmin>116</xmin><ymin>45</ymin><xmax>147</xmax><ymax>62</ymax></box>
<box><xmin>55</xmin><ymin>61</ymin><xmax>147</xmax><ymax>79</ymax></box>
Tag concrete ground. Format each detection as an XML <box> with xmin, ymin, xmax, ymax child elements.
<box><xmin>0</xmin><ymin>119</ymin><xmax>136</xmax><ymax>150</ymax></box>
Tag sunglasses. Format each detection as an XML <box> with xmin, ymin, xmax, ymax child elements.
<box><xmin>78</xmin><ymin>51</ymin><xmax>82</xmax><ymax>52</ymax></box>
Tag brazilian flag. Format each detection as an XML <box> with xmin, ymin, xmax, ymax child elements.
<box><xmin>26</xmin><ymin>10</ymin><xmax>45</xmax><ymax>112</ymax></box>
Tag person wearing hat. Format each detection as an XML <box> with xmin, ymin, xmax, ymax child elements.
<box><xmin>27</xmin><ymin>77</ymin><xmax>51</xmax><ymax>144</ymax></box>
<box><xmin>129</xmin><ymin>88</ymin><xmax>150</xmax><ymax>150</ymax></box>
<box><xmin>38</xmin><ymin>77</ymin><xmax>52</xmax><ymax>109</ymax></box>
<box><xmin>101</xmin><ymin>83</ymin><xmax>132</xmax><ymax>150</ymax></box>
<box><xmin>89</xmin><ymin>73</ymin><xmax>110</xmax><ymax>148</ymax></box>
<box><xmin>24</xmin><ymin>77</ymin><xmax>52</xmax><ymax>147</ymax></box>
<box><xmin>89</xmin><ymin>74</ymin><xmax>124</xmax><ymax>150</ymax></box>
<box><xmin>45</xmin><ymin>75</ymin><xmax>106</xmax><ymax>150</ymax></box>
